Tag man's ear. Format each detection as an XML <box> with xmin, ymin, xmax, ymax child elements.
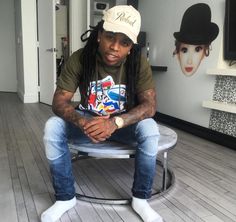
<box><xmin>129</xmin><ymin>43</ymin><xmax>134</xmax><ymax>51</ymax></box>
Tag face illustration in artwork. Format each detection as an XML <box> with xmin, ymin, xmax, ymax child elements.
<box><xmin>177</xmin><ymin>43</ymin><xmax>206</xmax><ymax>76</ymax></box>
<box><xmin>173</xmin><ymin>3</ymin><xmax>219</xmax><ymax>77</ymax></box>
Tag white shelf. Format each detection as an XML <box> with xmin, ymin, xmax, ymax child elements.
<box><xmin>206</xmin><ymin>68</ymin><xmax>236</xmax><ymax>76</ymax></box>
<box><xmin>202</xmin><ymin>100</ymin><xmax>236</xmax><ymax>114</ymax></box>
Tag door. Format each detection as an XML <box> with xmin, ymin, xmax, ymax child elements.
<box><xmin>38</xmin><ymin>0</ymin><xmax>56</xmax><ymax>105</ymax></box>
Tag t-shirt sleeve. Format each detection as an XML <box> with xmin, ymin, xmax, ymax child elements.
<box><xmin>135</xmin><ymin>55</ymin><xmax>155</xmax><ymax>93</ymax></box>
<box><xmin>56</xmin><ymin>49</ymin><xmax>82</xmax><ymax>92</ymax></box>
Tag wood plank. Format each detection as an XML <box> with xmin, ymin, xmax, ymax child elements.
<box><xmin>0</xmin><ymin>95</ymin><xmax>18</xmax><ymax>222</ymax></box>
<box><xmin>0</xmin><ymin>168</ymin><xmax>18</xmax><ymax>222</ymax></box>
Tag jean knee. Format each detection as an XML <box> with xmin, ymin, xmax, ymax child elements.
<box><xmin>43</xmin><ymin>116</ymin><xmax>67</xmax><ymax>160</ymax></box>
<box><xmin>136</xmin><ymin>119</ymin><xmax>160</xmax><ymax>156</ymax></box>
<box><xmin>136</xmin><ymin>119</ymin><xmax>159</xmax><ymax>138</ymax></box>
<box><xmin>44</xmin><ymin>116</ymin><xmax>66</xmax><ymax>139</ymax></box>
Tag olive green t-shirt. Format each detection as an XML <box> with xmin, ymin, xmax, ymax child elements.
<box><xmin>57</xmin><ymin>48</ymin><xmax>154</xmax><ymax>115</ymax></box>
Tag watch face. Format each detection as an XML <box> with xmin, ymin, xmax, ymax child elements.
<box><xmin>115</xmin><ymin>116</ymin><xmax>124</xmax><ymax>129</ymax></box>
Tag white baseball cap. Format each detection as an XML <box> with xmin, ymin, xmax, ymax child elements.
<box><xmin>102</xmin><ymin>5</ymin><xmax>141</xmax><ymax>44</ymax></box>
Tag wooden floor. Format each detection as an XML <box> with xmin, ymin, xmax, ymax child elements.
<box><xmin>1</xmin><ymin>92</ymin><xmax>236</xmax><ymax>222</ymax></box>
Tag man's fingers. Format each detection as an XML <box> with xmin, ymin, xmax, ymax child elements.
<box><xmin>83</xmin><ymin>115</ymin><xmax>113</xmax><ymax>142</ymax></box>
<box><xmin>83</xmin><ymin>119</ymin><xmax>104</xmax><ymax>129</ymax></box>
<box><xmin>88</xmin><ymin>135</ymin><xmax>106</xmax><ymax>143</ymax></box>
<box><xmin>84</xmin><ymin>115</ymin><xmax>110</xmax><ymax>129</ymax></box>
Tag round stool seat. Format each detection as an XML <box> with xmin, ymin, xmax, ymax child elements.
<box><xmin>69</xmin><ymin>124</ymin><xmax>177</xmax><ymax>158</ymax></box>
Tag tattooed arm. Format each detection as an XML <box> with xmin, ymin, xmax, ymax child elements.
<box><xmin>52</xmin><ymin>87</ymin><xmax>114</xmax><ymax>143</ymax></box>
<box><xmin>84</xmin><ymin>88</ymin><xmax>157</xmax><ymax>141</ymax></box>
<box><xmin>52</xmin><ymin>87</ymin><xmax>87</xmax><ymax>129</ymax></box>
<box><xmin>118</xmin><ymin>88</ymin><xmax>157</xmax><ymax>127</ymax></box>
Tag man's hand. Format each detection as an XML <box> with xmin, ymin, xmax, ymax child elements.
<box><xmin>83</xmin><ymin>115</ymin><xmax>117</xmax><ymax>143</ymax></box>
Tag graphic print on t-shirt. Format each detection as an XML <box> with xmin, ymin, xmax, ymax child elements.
<box><xmin>80</xmin><ymin>75</ymin><xmax>126</xmax><ymax>115</ymax></box>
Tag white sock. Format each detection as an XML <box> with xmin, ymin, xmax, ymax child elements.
<box><xmin>131</xmin><ymin>197</ymin><xmax>163</xmax><ymax>222</ymax></box>
<box><xmin>41</xmin><ymin>197</ymin><xmax>76</xmax><ymax>222</ymax></box>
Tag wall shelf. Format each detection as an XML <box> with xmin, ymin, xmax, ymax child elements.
<box><xmin>206</xmin><ymin>68</ymin><xmax>236</xmax><ymax>76</ymax></box>
<box><xmin>202</xmin><ymin>100</ymin><xmax>236</xmax><ymax>114</ymax></box>
<box><xmin>151</xmin><ymin>66</ymin><xmax>168</xmax><ymax>72</ymax></box>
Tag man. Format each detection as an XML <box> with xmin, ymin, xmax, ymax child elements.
<box><xmin>41</xmin><ymin>5</ymin><xmax>163</xmax><ymax>222</ymax></box>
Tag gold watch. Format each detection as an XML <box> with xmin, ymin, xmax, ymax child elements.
<box><xmin>114</xmin><ymin>116</ymin><xmax>124</xmax><ymax>129</ymax></box>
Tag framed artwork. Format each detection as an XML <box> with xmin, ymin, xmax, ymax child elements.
<box><xmin>173</xmin><ymin>3</ymin><xmax>219</xmax><ymax>76</ymax></box>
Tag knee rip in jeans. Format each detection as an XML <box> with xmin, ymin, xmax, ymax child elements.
<box><xmin>138</xmin><ymin>132</ymin><xmax>159</xmax><ymax>142</ymax></box>
<box><xmin>46</xmin><ymin>149</ymin><xmax>65</xmax><ymax>161</ymax></box>
<box><xmin>44</xmin><ymin>140</ymin><xmax>67</xmax><ymax>161</ymax></box>
<box><xmin>138</xmin><ymin>133</ymin><xmax>159</xmax><ymax>142</ymax></box>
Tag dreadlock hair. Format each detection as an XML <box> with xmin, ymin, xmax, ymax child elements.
<box><xmin>125</xmin><ymin>44</ymin><xmax>141</xmax><ymax>110</ymax></box>
<box><xmin>80</xmin><ymin>20</ymin><xmax>141</xmax><ymax>111</ymax></box>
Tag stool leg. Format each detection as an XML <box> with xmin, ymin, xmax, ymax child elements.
<box><xmin>162</xmin><ymin>151</ymin><xmax>168</xmax><ymax>191</ymax></box>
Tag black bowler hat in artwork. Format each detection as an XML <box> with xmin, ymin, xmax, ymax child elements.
<box><xmin>173</xmin><ymin>3</ymin><xmax>219</xmax><ymax>45</ymax></box>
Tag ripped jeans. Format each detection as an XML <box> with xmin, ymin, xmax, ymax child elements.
<box><xmin>43</xmin><ymin>111</ymin><xmax>160</xmax><ymax>200</ymax></box>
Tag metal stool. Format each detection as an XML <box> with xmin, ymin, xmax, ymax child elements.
<box><xmin>69</xmin><ymin>124</ymin><xmax>177</xmax><ymax>204</ymax></box>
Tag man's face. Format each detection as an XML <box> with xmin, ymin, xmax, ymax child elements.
<box><xmin>177</xmin><ymin>43</ymin><xmax>205</xmax><ymax>76</ymax></box>
<box><xmin>98</xmin><ymin>30</ymin><xmax>133</xmax><ymax>66</ymax></box>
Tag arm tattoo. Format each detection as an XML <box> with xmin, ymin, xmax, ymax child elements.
<box><xmin>52</xmin><ymin>88</ymin><xmax>85</xmax><ymax>127</ymax></box>
<box><xmin>121</xmin><ymin>88</ymin><xmax>157</xmax><ymax>127</ymax></box>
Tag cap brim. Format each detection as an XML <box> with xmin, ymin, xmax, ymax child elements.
<box><xmin>103</xmin><ymin>21</ymin><xmax>137</xmax><ymax>44</ymax></box>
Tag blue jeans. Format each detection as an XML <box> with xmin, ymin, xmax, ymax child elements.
<box><xmin>43</xmin><ymin>111</ymin><xmax>160</xmax><ymax>200</ymax></box>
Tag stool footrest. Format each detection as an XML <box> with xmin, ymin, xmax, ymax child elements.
<box><xmin>74</xmin><ymin>159</ymin><xmax>175</xmax><ymax>205</ymax></box>
<box><xmin>70</xmin><ymin>124</ymin><xmax>177</xmax><ymax>205</ymax></box>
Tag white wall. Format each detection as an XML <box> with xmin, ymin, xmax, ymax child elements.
<box><xmin>69</xmin><ymin>0</ymin><xmax>87</xmax><ymax>101</ymax></box>
<box><xmin>139</xmin><ymin>0</ymin><xmax>226</xmax><ymax>128</ymax></box>
<box><xmin>14</xmin><ymin>0</ymin><xmax>24</xmax><ymax>95</ymax></box>
<box><xmin>15</xmin><ymin>0</ymin><xmax>38</xmax><ymax>103</ymax></box>
<box><xmin>0</xmin><ymin>0</ymin><xmax>17</xmax><ymax>92</ymax></box>
<box><xmin>70</xmin><ymin>0</ymin><xmax>87</xmax><ymax>53</ymax></box>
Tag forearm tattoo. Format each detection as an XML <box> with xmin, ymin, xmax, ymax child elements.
<box><xmin>121</xmin><ymin>88</ymin><xmax>157</xmax><ymax>127</ymax></box>
<box><xmin>52</xmin><ymin>88</ymin><xmax>84</xmax><ymax>127</ymax></box>
<box><xmin>52</xmin><ymin>88</ymin><xmax>156</xmax><ymax>128</ymax></box>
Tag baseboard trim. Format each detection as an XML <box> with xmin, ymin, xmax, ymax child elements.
<box><xmin>72</xmin><ymin>92</ymin><xmax>81</xmax><ymax>102</ymax></box>
<box><xmin>17</xmin><ymin>89</ymin><xmax>39</xmax><ymax>103</ymax></box>
<box><xmin>154</xmin><ymin>112</ymin><xmax>236</xmax><ymax>150</ymax></box>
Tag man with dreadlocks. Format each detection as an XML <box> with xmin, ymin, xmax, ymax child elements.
<box><xmin>41</xmin><ymin>5</ymin><xmax>163</xmax><ymax>222</ymax></box>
